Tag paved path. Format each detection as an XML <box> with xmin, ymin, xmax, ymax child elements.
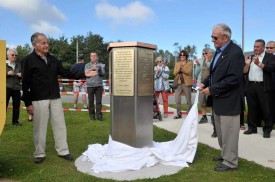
<box><xmin>155</xmin><ymin>105</ymin><xmax>275</xmax><ymax>170</ymax></box>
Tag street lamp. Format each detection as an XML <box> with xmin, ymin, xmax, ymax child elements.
<box><xmin>242</xmin><ymin>0</ymin><xmax>245</xmax><ymax>51</ymax></box>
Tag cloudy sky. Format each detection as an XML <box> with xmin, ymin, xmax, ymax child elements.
<box><xmin>0</xmin><ymin>0</ymin><xmax>274</xmax><ymax>57</ymax></box>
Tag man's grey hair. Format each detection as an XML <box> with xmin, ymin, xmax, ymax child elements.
<box><xmin>267</xmin><ymin>41</ymin><xmax>275</xmax><ymax>45</ymax></box>
<box><xmin>7</xmin><ymin>48</ymin><xmax>18</xmax><ymax>56</ymax></box>
<box><xmin>212</xmin><ymin>23</ymin><xmax>232</xmax><ymax>38</ymax></box>
<box><xmin>31</xmin><ymin>32</ymin><xmax>47</xmax><ymax>44</ymax></box>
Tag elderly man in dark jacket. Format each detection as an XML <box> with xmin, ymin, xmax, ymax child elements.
<box><xmin>22</xmin><ymin>32</ymin><xmax>93</xmax><ymax>164</ymax></box>
<box><xmin>6</xmin><ymin>48</ymin><xmax>22</xmax><ymax>126</ymax></box>
<box><xmin>199</xmin><ymin>24</ymin><xmax>244</xmax><ymax>171</ymax></box>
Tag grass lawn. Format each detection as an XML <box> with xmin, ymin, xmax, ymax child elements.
<box><xmin>1</xmin><ymin>103</ymin><xmax>275</xmax><ymax>181</ymax></box>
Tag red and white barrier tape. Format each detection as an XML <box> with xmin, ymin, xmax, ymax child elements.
<box><xmin>7</xmin><ymin>106</ymin><xmax>110</xmax><ymax>112</ymax></box>
<box><xmin>58</xmin><ymin>79</ymin><xmax>86</xmax><ymax>82</ymax></box>
<box><xmin>59</xmin><ymin>91</ymin><xmax>109</xmax><ymax>95</ymax></box>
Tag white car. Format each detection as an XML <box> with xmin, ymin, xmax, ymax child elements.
<box><xmin>103</xmin><ymin>80</ymin><xmax>109</xmax><ymax>93</ymax></box>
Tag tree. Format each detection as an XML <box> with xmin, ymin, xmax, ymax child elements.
<box><xmin>48</xmin><ymin>36</ymin><xmax>72</xmax><ymax>68</ymax></box>
<box><xmin>15</xmin><ymin>44</ymin><xmax>32</xmax><ymax>61</ymax></box>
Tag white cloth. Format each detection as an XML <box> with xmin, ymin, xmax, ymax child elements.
<box><xmin>82</xmin><ymin>91</ymin><xmax>199</xmax><ymax>173</ymax></box>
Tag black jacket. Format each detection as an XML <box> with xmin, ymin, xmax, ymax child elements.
<box><xmin>203</xmin><ymin>41</ymin><xmax>245</xmax><ymax>116</ymax></box>
<box><xmin>6</xmin><ymin>61</ymin><xmax>21</xmax><ymax>90</ymax></box>
<box><xmin>21</xmin><ymin>51</ymin><xmax>84</xmax><ymax>106</ymax></box>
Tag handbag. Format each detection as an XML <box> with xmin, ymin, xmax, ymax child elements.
<box><xmin>172</xmin><ymin>78</ymin><xmax>178</xmax><ymax>89</ymax></box>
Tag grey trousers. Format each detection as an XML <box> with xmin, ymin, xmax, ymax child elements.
<box><xmin>32</xmin><ymin>99</ymin><xmax>69</xmax><ymax>158</ymax></box>
<box><xmin>175</xmin><ymin>83</ymin><xmax>192</xmax><ymax>116</ymax></box>
<box><xmin>214</xmin><ymin>113</ymin><xmax>240</xmax><ymax>168</ymax></box>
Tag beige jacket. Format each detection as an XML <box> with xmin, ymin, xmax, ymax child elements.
<box><xmin>173</xmin><ymin>61</ymin><xmax>193</xmax><ymax>86</ymax></box>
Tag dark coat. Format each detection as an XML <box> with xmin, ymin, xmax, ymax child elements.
<box><xmin>203</xmin><ymin>41</ymin><xmax>245</xmax><ymax>116</ymax></box>
<box><xmin>21</xmin><ymin>51</ymin><xmax>85</xmax><ymax>106</ymax></box>
<box><xmin>6</xmin><ymin>61</ymin><xmax>21</xmax><ymax>90</ymax></box>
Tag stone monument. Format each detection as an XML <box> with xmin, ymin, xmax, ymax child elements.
<box><xmin>108</xmin><ymin>42</ymin><xmax>157</xmax><ymax>148</ymax></box>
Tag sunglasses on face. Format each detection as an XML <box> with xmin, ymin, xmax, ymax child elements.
<box><xmin>211</xmin><ymin>36</ymin><xmax>219</xmax><ymax>40</ymax></box>
<box><xmin>180</xmin><ymin>54</ymin><xmax>186</xmax><ymax>57</ymax></box>
<box><xmin>266</xmin><ymin>47</ymin><xmax>274</xmax><ymax>49</ymax></box>
<box><xmin>11</xmin><ymin>54</ymin><xmax>17</xmax><ymax>57</ymax></box>
<box><xmin>202</xmin><ymin>52</ymin><xmax>208</xmax><ymax>55</ymax></box>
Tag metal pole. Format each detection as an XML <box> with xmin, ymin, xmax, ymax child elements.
<box><xmin>76</xmin><ymin>40</ymin><xmax>78</xmax><ymax>63</ymax></box>
<box><xmin>242</xmin><ymin>0</ymin><xmax>245</xmax><ymax>51</ymax></box>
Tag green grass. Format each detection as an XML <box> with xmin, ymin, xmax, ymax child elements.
<box><xmin>1</xmin><ymin>104</ymin><xmax>275</xmax><ymax>182</ymax></box>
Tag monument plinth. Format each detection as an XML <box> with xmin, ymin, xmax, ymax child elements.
<box><xmin>108</xmin><ymin>42</ymin><xmax>157</xmax><ymax>148</ymax></box>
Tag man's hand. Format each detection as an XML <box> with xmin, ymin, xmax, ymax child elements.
<box><xmin>197</xmin><ymin>83</ymin><xmax>205</xmax><ymax>90</ymax></box>
<box><xmin>201</xmin><ymin>87</ymin><xmax>211</xmax><ymax>96</ymax></box>
<box><xmin>85</xmin><ymin>69</ymin><xmax>97</xmax><ymax>77</ymax></box>
<box><xmin>8</xmin><ymin>70</ymin><xmax>14</xmax><ymax>76</ymax></box>
<box><xmin>253</xmin><ymin>55</ymin><xmax>260</xmax><ymax>65</ymax></box>
<box><xmin>245</xmin><ymin>56</ymin><xmax>252</xmax><ymax>65</ymax></box>
<box><xmin>27</xmin><ymin>105</ymin><xmax>33</xmax><ymax>115</ymax></box>
<box><xmin>16</xmin><ymin>73</ymin><xmax>21</xmax><ymax>77</ymax></box>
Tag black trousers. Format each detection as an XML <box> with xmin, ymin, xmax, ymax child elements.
<box><xmin>87</xmin><ymin>86</ymin><xmax>103</xmax><ymax>117</ymax></box>
<box><xmin>6</xmin><ymin>88</ymin><xmax>21</xmax><ymax>124</ymax></box>
<box><xmin>272</xmin><ymin>90</ymin><xmax>275</xmax><ymax>125</ymax></box>
<box><xmin>246</xmin><ymin>82</ymin><xmax>273</xmax><ymax>134</ymax></box>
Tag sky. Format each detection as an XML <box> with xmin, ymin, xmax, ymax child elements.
<box><xmin>0</xmin><ymin>0</ymin><xmax>274</xmax><ymax>58</ymax></box>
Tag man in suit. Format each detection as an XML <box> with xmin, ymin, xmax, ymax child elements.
<box><xmin>199</xmin><ymin>23</ymin><xmax>244</xmax><ymax>171</ymax></box>
<box><xmin>243</xmin><ymin>39</ymin><xmax>275</xmax><ymax>138</ymax></box>
<box><xmin>266</xmin><ymin>41</ymin><xmax>275</xmax><ymax>125</ymax></box>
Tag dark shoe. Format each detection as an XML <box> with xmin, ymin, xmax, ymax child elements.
<box><xmin>212</xmin><ymin>156</ymin><xmax>223</xmax><ymax>162</ymax></box>
<box><xmin>263</xmin><ymin>133</ymin><xmax>270</xmax><ymax>138</ymax></box>
<box><xmin>34</xmin><ymin>157</ymin><xmax>45</xmax><ymax>164</ymax></box>
<box><xmin>59</xmin><ymin>154</ymin><xmax>73</xmax><ymax>161</ymax></box>
<box><xmin>90</xmin><ymin>114</ymin><xmax>95</xmax><ymax>121</ymax></box>
<box><xmin>173</xmin><ymin>115</ymin><xmax>182</xmax><ymax>119</ymax></box>
<box><xmin>13</xmin><ymin>122</ymin><xmax>22</xmax><ymax>126</ymax></box>
<box><xmin>211</xmin><ymin>131</ymin><xmax>217</xmax><ymax>138</ymax></box>
<box><xmin>214</xmin><ymin>163</ymin><xmax>238</xmax><ymax>172</ymax></box>
<box><xmin>199</xmin><ymin>117</ymin><xmax>208</xmax><ymax>124</ymax></box>
<box><xmin>243</xmin><ymin>129</ymin><xmax>257</xmax><ymax>135</ymax></box>
<box><xmin>97</xmin><ymin>115</ymin><xmax>103</xmax><ymax>121</ymax></box>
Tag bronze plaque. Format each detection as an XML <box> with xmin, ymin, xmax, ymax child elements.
<box><xmin>137</xmin><ymin>48</ymin><xmax>154</xmax><ymax>96</ymax></box>
<box><xmin>113</xmin><ymin>49</ymin><xmax>135</xmax><ymax>96</ymax></box>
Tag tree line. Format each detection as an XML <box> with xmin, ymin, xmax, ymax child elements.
<box><xmin>10</xmin><ymin>31</ymin><xmax>202</xmax><ymax>79</ymax></box>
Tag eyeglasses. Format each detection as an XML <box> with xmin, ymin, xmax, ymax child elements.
<box><xmin>11</xmin><ymin>54</ymin><xmax>17</xmax><ymax>57</ymax></box>
<box><xmin>180</xmin><ymin>54</ymin><xmax>186</xmax><ymax>57</ymax></box>
<box><xmin>266</xmin><ymin>47</ymin><xmax>274</xmax><ymax>49</ymax></box>
<box><xmin>202</xmin><ymin>53</ymin><xmax>208</xmax><ymax>55</ymax></box>
<box><xmin>157</xmin><ymin>61</ymin><xmax>162</xmax><ymax>63</ymax></box>
<box><xmin>211</xmin><ymin>36</ymin><xmax>219</xmax><ymax>40</ymax></box>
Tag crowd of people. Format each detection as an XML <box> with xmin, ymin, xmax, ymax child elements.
<box><xmin>5</xmin><ymin>24</ymin><xmax>275</xmax><ymax>171</ymax></box>
<box><xmin>152</xmin><ymin>23</ymin><xmax>275</xmax><ymax>171</ymax></box>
